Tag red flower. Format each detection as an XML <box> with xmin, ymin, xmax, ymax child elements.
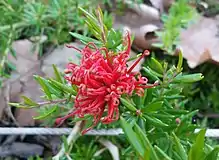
<box><xmin>55</xmin><ymin>33</ymin><xmax>158</xmax><ymax>134</ymax></box>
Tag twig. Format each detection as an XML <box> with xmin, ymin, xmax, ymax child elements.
<box><xmin>11</xmin><ymin>97</ymin><xmax>75</xmax><ymax>109</ymax></box>
<box><xmin>3</xmin><ymin>84</ymin><xmax>19</xmax><ymax>126</ymax></box>
<box><xmin>197</xmin><ymin>112</ymin><xmax>219</xmax><ymax>119</ymax></box>
<box><xmin>37</xmin><ymin>98</ymin><xmax>73</xmax><ymax>106</ymax></box>
<box><xmin>52</xmin><ymin>122</ymin><xmax>83</xmax><ymax>160</ymax></box>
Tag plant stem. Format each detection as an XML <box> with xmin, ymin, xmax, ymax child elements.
<box><xmin>37</xmin><ymin>98</ymin><xmax>71</xmax><ymax>106</ymax></box>
<box><xmin>0</xmin><ymin>32</ymin><xmax>13</xmax><ymax>71</ymax></box>
<box><xmin>52</xmin><ymin>121</ymin><xmax>83</xmax><ymax>160</ymax></box>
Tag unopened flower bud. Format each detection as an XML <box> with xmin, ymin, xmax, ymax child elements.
<box><xmin>175</xmin><ymin>118</ymin><xmax>181</xmax><ymax>124</ymax></box>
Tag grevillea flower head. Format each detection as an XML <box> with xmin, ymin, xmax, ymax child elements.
<box><xmin>55</xmin><ymin>32</ymin><xmax>158</xmax><ymax>134</ymax></box>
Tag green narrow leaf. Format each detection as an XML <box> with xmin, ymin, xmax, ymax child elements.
<box><xmin>176</xmin><ymin>48</ymin><xmax>183</xmax><ymax>72</ymax></box>
<box><xmin>188</xmin><ymin>129</ymin><xmax>206</xmax><ymax>160</ymax></box>
<box><xmin>163</xmin><ymin>100</ymin><xmax>173</xmax><ymax>109</ymax></box>
<box><xmin>164</xmin><ymin>109</ymin><xmax>189</xmax><ymax>115</ymax></box>
<box><xmin>143</xmin><ymin>146</ymin><xmax>151</xmax><ymax>160</ymax></box>
<box><xmin>61</xmin><ymin>135</ymin><xmax>69</xmax><ymax>151</ymax></box>
<box><xmin>9</xmin><ymin>103</ymin><xmax>36</xmax><ymax>109</ymax></box>
<box><xmin>97</xmin><ymin>6</ymin><xmax>108</xmax><ymax>35</ymax></box>
<box><xmin>150</xmin><ymin>58</ymin><xmax>164</xmax><ymax>74</ymax></box>
<box><xmin>144</xmin><ymin>88</ymin><xmax>153</xmax><ymax>105</ymax></box>
<box><xmin>79</xmin><ymin>7</ymin><xmax>97</xmax><ymax>23</ymax></box>
<box><xmin>132</xmin><ymin>94</ymin><xmax>143</xmax><ymax>109</ymax></box>
<box><xmin>69</xmin><ymin>32</ymin><xmax>102</xmax><ymax>45</ymax></box>
<box><xmin>133</xmin><ymin>124</ymin><xmax>147</xmax><ymax>150</ymax></box>
<box><xmin>180</xmin><ymin>110</ymin><xmax>199</xmax><ymax>122</ymax></box>
<box><xmin>144</xmin><ymin>115</ymin><xmax>168</xmax><ymax>127</ymax></box>
<box><xmin>152</xmin><ymin>43</ymin><xmax>163</xmax><ymax>48</ymax></box>
<box><xmin>146</xmin><ymin>66</ymin><xmax>163</xmax><ymax>78</ymax></box>
<box><xmin>120</xmin><ymin>117</ymin><xmax>145</xmax><ymax>157</ymax></box>
<box><xmin>21</xmin><ymin>96</ymin><xmax>38</xmax><ymax>106</ymax></box>
<box><xmin>154</xmin><ymin>145</ymin><xmax>173</xmax><ymax>160</ymax></box>
<box><xmin>120</xmin><ymin>97</ymin><xmax>137</xmax><ymax>112</ymax></box>
<box><xmin>134</xmin><ymin>124</ymin><xmax>159</xmax><ymax>160</ymax></box>
<box><xmin>122</xmin><ymin>146</ymin><xmax>133</xmax><ymax>156</ymax></box>
<box><xmin>10</xmin><ymin>47</ymin><xmax>17</xmax><ymax>59</ymax></box>
<box><xmin>164</xmin><ymin>95</ymin><xmax>185</xmax><ymax>100</ymax></box>
<box><xmin>126</xmin><ymin>117</ymin><xmax>138</xmax><ymax>127</ymax></box>
<box><xmin>33</xmin><ymin>105</ymin><xmax>58</xmax><ymax>120</ymax></box>
<box><xmin>172</xmin><ymin>74</ymin><xmax>204</xmax><ymax>83</ymax></box>
<box><xmin>6</xmin><ymin>61</ymin><xmax>16</xmax><ymax>71</ymax></box>
<box><xmin>172</xmin><ymin>133</ymin><xmax>187</xmax><ymax>160</ymax></box>
<box><xmin>164</xmin><ymin>87</ymin><xmax>182</xmax><ymax>96</ymax></box>
<box><xmin>138</xmin><ymin>118</ymin><xmax>146</xmax><ymax>133</ymax></box>
<box><xmin>142</xmin><ymin>89</ymin><xmax>147</xmax><ymax>105</ymax></box>
<box><xmin>142</xmin><ymin>67</ymin><xmax>160</xmax><ymax>81</ymax></box>
<box><xmin>85</xmin><ymin>19</ymin><xmax>101</xmax><ymax>36</ymax></box>
<box><xmin>205</xmin><ymin>146</ymin><xmax>219</xmax><ymax>160</ymax></box>
<box><xmin>173</xmin><ymin>151</ymin><xmax>183</xmax><ymax>160</ymax></box>
<box><xmin>151</xmin><ymin>113</ymin><xmax>175</xmax><ymax>119</ymax></box>
<box><xmin>34</xmin><ymin>75</ymin><xmax>52</xmax><ymax>100</ymax></box>
<box><xmin>52</xmin><ymin>64</ymin><xmax>63</xmax><ymax>83</ymax></box>
<box><xmin>47</xmin><ymin>81</ymin><xmax>65</xmax><ymax>93</ymax></box>
<box><xmin>141</xmin><ymin>101</ymin><xmax>164</xmax><ymax>113</ymax></box>
<box><xmin>49</xmin><ymin>79</ymin><xmax>77</xmax><ymax>95</ymax></box>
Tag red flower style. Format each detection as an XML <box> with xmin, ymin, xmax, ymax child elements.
<box><xmin>55</xmin><ymin>33</ymin><xmax>158</xmax><ymax>134</ymax></box>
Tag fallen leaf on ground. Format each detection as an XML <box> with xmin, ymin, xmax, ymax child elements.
<box><xmin>113</xmin><ymin>1</ymin><xmax>161</xmax><ymax>50</ymax></box>
<box><xmin>180</xmin><ymin>16</ymin><xmax>219</xmax><ymax>68</ymax></box>
<box><xmin>149</xmin><ymin>0</ymin><xmax>175</xmax><ymax>13</ymax></box>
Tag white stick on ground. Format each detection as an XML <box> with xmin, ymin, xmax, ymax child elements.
<box><xmin>52</xmin><ymin>122</ymin><xmax>82</xmax><ymax>160</ymax></box>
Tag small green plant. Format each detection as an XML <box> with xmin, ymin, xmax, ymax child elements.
<box><xmin>0</xmin><ymin>0</ymin><xmax>113</xmax><ymax>86</ymax></box>
<box><xmin>154</xmin><ymin>0</ymin><xmax>198</xmax><ymax>54</ymax></box>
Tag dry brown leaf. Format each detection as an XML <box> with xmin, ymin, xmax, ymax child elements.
<box><xmin>124</xmin><ymin>0</ymin><xmax>160</xmax><ymax>22</ymax></box>
<box><xmin>0</xmin><ymin>92</ymin><xmax>6</xmax><ymax>119</ymax></box>
<box><xmin>162</xmin><ymin>0</ymin><xmax>175</xmax><ymax>11</ymax></box>
<box><xmin>149</xmin><ymin>0</ymin><xmax>175</xmax><ymax>13</ymax></box>
<box><xmin>180</xmin><ymin>16</ymin><xmax>219</xmax><ymax>68</ymax></box>
<box><xmin>132</xmin><ymin>24</ymin><xmax>161</xmax><ymax>50</ymax></box>
<box><xmin>113</xmin><ymin>2</ymin><xmax>162</xmax><ymax>50</ymax></box>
